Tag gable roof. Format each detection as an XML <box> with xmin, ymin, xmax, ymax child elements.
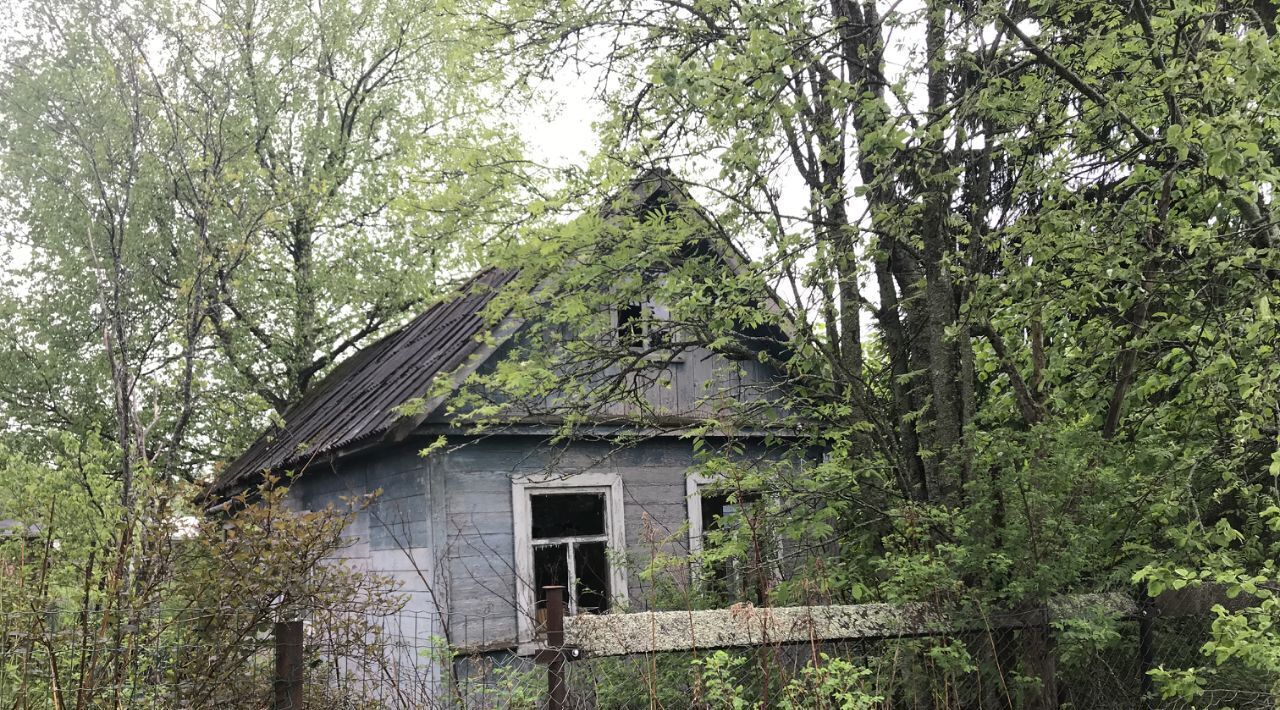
<box><xmin>206</xmin><ymin>267</ymin><xmax>518</xmax><ymax>499</ymax></box>
<box><xmin>205</xmin><ymin>171</ymin><xmax>800</xmax><ymax>504</ymax></box>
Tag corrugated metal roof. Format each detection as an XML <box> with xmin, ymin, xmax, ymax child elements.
<box><xmin>207</xmin><ymin>267</ymin><xmax>519</xmax><ymax>497</ymax></box>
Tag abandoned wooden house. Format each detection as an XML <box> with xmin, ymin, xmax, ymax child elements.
<box><xmin>205</xmin><ymin>176</ymin><xmax>801</xmax><ymax>674</ymax></box>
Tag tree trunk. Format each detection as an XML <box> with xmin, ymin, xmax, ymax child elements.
<box><xmin>918</xmin><ymin>0</ymin><xmax>966</xmax><ymax>502</ymax></box>
<box><xmin>834</xmin><ymin>0</ymin><xmax>929</xmax><ymax>498</ymax></box>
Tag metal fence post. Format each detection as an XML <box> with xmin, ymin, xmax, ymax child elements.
<box><xmin>545</xmin><ymin>586</ymin><xmax>567</xmax><ymax>710</ymax></box>
<box><xmin>273</xmin><ymin>619</ymin><xmax>304</xmax><ymax>709</ymax></box>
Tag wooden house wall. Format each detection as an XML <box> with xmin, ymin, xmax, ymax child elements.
<box><xmin>286</xmin><ymin>445</ymin><xmax>448</xmax><ymax>687</ymax></box>
<box><xmin>287</xmin><ymin>434</ymin><xmax>779</xmax><ymax>651</ymax></box>
<box><xmin>437</xmin><ymin>435</ymin><xmax>698</xmax><ymax>648</ymax></box>
<box><xmin>449</xmin><ymin>333</ymin><xmax>786</xmax><ymax>424</ymax></box>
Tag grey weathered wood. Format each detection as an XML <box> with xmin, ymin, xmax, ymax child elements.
<box><xmin>290</xmin><ymin>432</ymin><xmax>804</xmax><ymax>651</ymax></box>
<box><xmin>447</xmin><ymin>511</ymin><xmax>518</xmax><ymax>532</ymax></box>
<box><xmin>448</xmin><ymin>553</ymin><xmax>517</xmax><ymax>583</ymax></box>
<box><xmin>286</xmin><ymin>446</ymin><xmax>449</xmax><ymax>660</ymax></box>
<box><xmin>565</xmin><ymin>594</ymin><xmax>1140</xmax><ymax>657</ymax></box>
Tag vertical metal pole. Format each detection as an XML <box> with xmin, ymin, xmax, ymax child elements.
<box><xmin>273</xmin><ymin>620</ymin><xmax>304</xmax><ymax>709</ymax></box>
<box><xmin>545</xmin><ymin>586</ymin><xmax>567</xmax><ymax>710</ymax></box>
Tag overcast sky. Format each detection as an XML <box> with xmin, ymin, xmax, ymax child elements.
<box><xmin>520</xmin><ymin>69</ymin><xmax>601</xmax><ymax>169</ymax></box>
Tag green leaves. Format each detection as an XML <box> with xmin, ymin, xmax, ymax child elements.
<box><xmin>0</xmin><ymin>0</ymin><xmax>535</xmax><ymax>476</ymax></box>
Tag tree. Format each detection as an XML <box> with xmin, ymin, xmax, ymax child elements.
<box><xmin>155</xmin><ymin>0</ymin><xmax>529</xmax><ymax>412</ymax></box>
<box><xmin>0</xmin><ymin>0</ymin><xmax>532</xmax><ymax>474</ymax></box>
<box><xmin>466</xmin><ymin>0</ymin><xmax>1280</xmax><ymax>702</ymax></box>
<box><xmin>0</xmin><ymin>0</ymin><xmax>533</xmax><ymax>699</ymax></box>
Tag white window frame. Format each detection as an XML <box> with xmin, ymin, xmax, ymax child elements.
<box><xmin>685</xmin><ymin>474</ymin><xmax>783</xmax><ymax>596</ymax></box>
<box><xmin>685</xmin><ymin>473</ymin><xmax>719</xmax><ymax>568</ymax></box>
<box><xmin>513</xmin><ymin>472</ymin><xmax>628</xmax><ymax>645</ymax></box>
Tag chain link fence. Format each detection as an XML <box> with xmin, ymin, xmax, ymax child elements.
<box><xmin>0</xmin><ymin>605</ymin><xmax>541</xmax><ymax>709</ymax></box>
<box><xmin>1</xmin><ymin>601</ymin><xmax>1276</xmax><ymax>708</ymax></box>
<box><xmin>553</xmin><ymin>602</ymin><xmax>1279</xmax><ymax>709</ymax></box>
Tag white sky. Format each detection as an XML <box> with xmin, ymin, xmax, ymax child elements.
<box><xmin>0</xmin><ymin>0</ymin><xmax>942</xmax><ymax>332</ymax></box>
<box><xmin>519</xmin><ymin>69</ymin><xmax>601</xmax><ymax>168</ymax></box>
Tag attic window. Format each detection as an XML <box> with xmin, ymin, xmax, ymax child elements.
<box><xmin>617</xmin><ymin>304</ymin><xmax>646</xmax><ymax>349</ymax></box>
<box><xmin>615</xmin><ymin>302</ymin><xmax>669</xmax><ymax>351</ymax></box>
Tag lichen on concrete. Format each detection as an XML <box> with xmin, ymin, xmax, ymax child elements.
<box><xmin>563</xmin><ymin>593</ymin><xmax>1137</xmax><ymax>658</ymax></box>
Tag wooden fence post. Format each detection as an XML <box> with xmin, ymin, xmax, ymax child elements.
<box><xmin>1138</xmin><ymin>599</ymin><xmax>1156</xmax><ymax>708</ymax></box>
<box><xmin>273</xmin><ymin>620</ymin><xmax>304</xmax><ymax>709</ymax></box>
<box><xmin>1023</xmin><ymin>606</ymin><xmax>1059</xmax><ymax>710</ymax></box>
<box><xmin>545</xmin><ymin>586</ymin><xmax>567</xmax><ymax>710</ymax></box>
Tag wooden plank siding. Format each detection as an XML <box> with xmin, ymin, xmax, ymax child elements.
<box><xmin>437</xmin><ymin>437</ymin><xmax>698</xmax><ymax>648</ymax></box>
<box><xmin>285</xmin><ymin>448</ymin><xmax>449</xmax><ymax>689</ymax></box>
<box><xmin>445</xmin><ymin>329</ymin><xmax>787</xmax><ymax>427</ymax></box>
<box><xmin>286</xmin><ymin>433</ymin><xmax>791</xmax><ymax>651</ymax></box>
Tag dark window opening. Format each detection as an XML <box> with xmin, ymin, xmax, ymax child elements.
<box><xmin>648</xmin><ymin>316</ymin><xmax>668</xmax><ymax>349</ymax></box>
<box><xmin>617</xmin><ymin>302</ymin><xmax>672</xmax><ymax>351</ymax></box>
<box><xmin>698</xmin><ymin>490</ymin><xmax>768</xmax><ymax>605</ymax></box>
<box><xmin>700</xmin><ymin>494</ymin><xmax>736</xmax><ymax>598</ymax></box>
<box><xmin>617</xmin><ymin>303</ymin><xmax>645</xmax><ymax>349</ymax></box>
<box><xmin>534</xmin><ymin>543</ymin><xmax>568</xmax><ymax>600</ymax></box>
<box><xmin>534</xmin><ymin>543</ymin><xmax>568</xmax><ymax>635</ymax></box>
<box><xmin>574</xmin><ymin>541</ymin><xmax>610</xmax><ymax>613</ymax></box>
<box><xmin>529</xmin><ymin>491</ymin><xmax>613</xmax><ymax>626</ymax></box>
<box><xmin>701</xmin><ymin>494</ymin><xmax>733</xmax><ymax>534</ymax></box>
<box><xmin>532</xmin><ymin>493</ymin><xmax>606</xmax><ymax>538</ymax></box>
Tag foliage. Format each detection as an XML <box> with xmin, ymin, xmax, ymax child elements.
<box><xmin>1134</xmin><ymin>505</ymin><xmax>1280</xmax><ymax>699</ymax></box>
<box><xmin>473</xmin><ymin>661</ymin><xmax>545</xmax><ymax>709</ymax></box>
<box><xmin>0</xmin><ymin>0</ymin><xmax>532</xmax><ymax>476</ymax></box>
<box><xmin>695</xmin><ymin>651</ymin><xmax>752</xmax><ymax>709</ymax></box>
<box><xmin>0</xmin><ymin>2</ymin><xmax>533</xmax><ymax>702</ymax></box>
<box><xmin>777</xmin><ymin>654</ymin><xmax>882</xmax><ymax>710</ymax></box>
<box><xmin>692</xmin><ymin>650</ymin><xmax>882</xmax><ymax>710</ymax></box>
<box><xmin>0</xmin><ymin>472</ymin><xmax>403</xmax><ymax>708</ymax></box>
<box><xmin>457</xmin><ymin>0</ymin><xmax>1280</xmax><ymax>704</ymax></box>
<box><xmin>3</xmin><ymin>0</ymin><xmax>1280</xmax><ymax>704</ymax></box>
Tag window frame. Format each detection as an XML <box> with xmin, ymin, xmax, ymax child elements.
<box><xmin>512</xmin><ymin>472</ymin><xmax>628</xmax><ymax>645</ymax></box>
<box><xmin>612</xmin><ymin>301</ymin><xmax>683</xmax><ymax>362</ymax></box>
<box><xmin>685</xmin><ymin>474</ymin><xmax>782</xmax><ymax>599</ymax></box>
<box><xmin>685</xmin><ymin>473</ymin><xmax>720</xmax><ymax>571</ymax></box>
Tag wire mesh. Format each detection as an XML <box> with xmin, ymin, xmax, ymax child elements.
<box><xmin>558</xmin><ymin>611</ymin><xmax>1278</xmax><ymax>709</ymax></box>
<box><xmin>561</xmin><ymin>629</ymin><xmax>1064</xmax><ymax>709</ymax></box>
<box><xmin>0</xmin><ymin>603</ymin><xmax>1275</xmax><ymax>708</ymax></box>
<box><xmin>0</xmin><ymin>606</ymin><xmax>538</xmax><ymax>709</ymax></box>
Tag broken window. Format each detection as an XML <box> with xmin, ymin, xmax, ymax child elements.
<box><xmin>617</xmin><ymin>303</ymin><xmax>646</xmax><ymax>350</ymax></box>
<box><xmin>530</xmin><ymin>491</ymin><xmax>612</xmax><ymax>629</ymax></box>
<box><xmin>692</xmin><ymin>486</ymin><xmax>773</xmax><ymax>605</ymax></box>
<box><xmin>532</xmin><ymin>492</ymin><xmax>605</xmax><ymax>538</ymax></box>
<box><xmin>615</xmin><ymin>301</ymin><xmax>671</xmax><ymax>351</ymax></box>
